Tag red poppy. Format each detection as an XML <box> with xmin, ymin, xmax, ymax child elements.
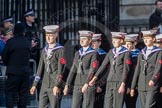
<box><xmin>60</xmin><ymin>57</ymin><xmax>66</xmax><ymax>64</ymax></box>
<box><xmin>92</xmin><ymin>60</ymin><xmax>98</xmax><ymax>68</ymax></box>
<box><xmin>126</xmin><ymin>60</ymin><xmax>132</xmax><ymax>65</ymax></box>
<box><xmin>158</xmin><ymin>60</ymin><xmax>162</xmax><ymax>64</ymax></box>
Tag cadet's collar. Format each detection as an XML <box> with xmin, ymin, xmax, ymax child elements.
<box><xmin>97</xmin><ymin>48</ymin><xmax>107</xmax><ymax>55</ymax></box>
<box><xmin>141</xmin><ymin>46</ymin><xmax>162</xmax><ymax>57</ymax></box>
<box><xmin>116</xmin><ymin>46</ymin><xmax>122</xmax><ymax>53</ymax></box>
<box><xmin>112</xmin><ymin>46</ymin><xmax>128</xmax><ymax>58</ymax></box>
<box><xmin>79</xmin><ymin>46</ymin><xmax>96</xmax><ymax>57</ymax></box>
<box><xmin>44</xmin><ymin>43</ymin><xmax>63</xmax><ymax>53</ymax></box>
<box><xmin>147</xmin><ymin>46</ymin><xmax>154</xmax><ymax>50</ymax></box>
<box><xmin>113</xmin><ymin>46</ymin><xmax>128</xmax><ymax>54</ymax></box>
<box><xmin>131</xmin><ymin>49</ymin><xmax>140</xmax><ymax>58</ymax></box>
<box><xmin>82</xmin><ymin>46</ymin><xmax>89</xmax><ymax>52</ymax></box>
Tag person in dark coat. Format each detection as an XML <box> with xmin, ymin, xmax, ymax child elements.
<box><xmin>30</xmin><ymin>25</ymin><xmax>66</xmax><ymax>108</ymax></box>
<box><xmin>89</xmin><ymin>32</ymin><xmax>132</xmax><ymax>108</ymax></box>
<box><xmin>91</xmin><ymin>34</ymin><xmax>107</xmax><ymax>108</ymax></box>
<box><xmin>24</xmin><ymin>9</ymin><xmax>40</xmax><ymax>65</ymax></box>
<box><xmin>124</xmin><ymin>34</ymin><xmax>140</xmax><ymax>108</ymax></box>
<box><xmin>2</xmin><ymin>22</ymin><xmax>31</xmax><ymax>108</ymax></box>
<box><xmin>130</xmin><ymin>31</ymin><xmax>162</xmax><ymax>108</ymax></box>
<box><xmin>149</xmin><ymin>0</ymin><xmax>162</xmax><ymax>29</ymax></box>
<box><xmin>63</xmin><ymin>30</ymin><xmax>99</xmax><ymax>108</ymax></box>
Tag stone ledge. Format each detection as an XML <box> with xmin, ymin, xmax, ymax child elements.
<box><xmin>120</xmin><ymin>19</ymin><xmax>149</xmax><ymax>26</ymax></box>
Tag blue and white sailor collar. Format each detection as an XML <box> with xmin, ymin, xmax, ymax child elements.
<box><xmin>97</xmin><ymin>48</ymin><xmax>107</xmax><ymax>55</ymax></box>
<box><xmin>141</xmin><ymin>46</ymin><xmax>162</xmax><ymax>58</ymax></box>
<box><xmin>44</xmin><ymin>43</ymin><xmax>63</xmax><ymax>53</ymax></box>
<box><xmin>131</xmin><ymin>49</ymin><xmax>140</xmax><ymax>58</ymax></box>
<box><xmin>112</xmin><ymin>46</ymin><xmax>129</xmax><ymax>58</ymax></box>
<box><xmin>79</xmin><ymin>46</ymin><xmax>96</xmax><ymax>57</ymax></box>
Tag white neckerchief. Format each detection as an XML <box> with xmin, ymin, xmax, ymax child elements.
<box><xmin>47</xmin><ymin>48</ymin><xmax>53</xmax><ymax>57</ymax></box>
<box><xmin>82</xmin><ymin>46</ymin><xmax>89</xmax><ymax>54</ymax></box>
<box><xmin>116</xmin><ymin>46</ymin><xmax>122</xmax><ymax>53</ymax></box>
<box><xmin>47</xmin><ymin>44</ymin><xmax>56</xmax><ymax>57</ymax></box>
<box><xmin>146</xmin><ymin>46</ymin><xmax>153</xmax><ymax>58</ymax></box>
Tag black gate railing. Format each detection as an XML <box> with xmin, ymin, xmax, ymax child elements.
<box><xmin>0</xmin><ymin>0</ymin><xmax>119</xmax><ymax>48</ymax></box>
<box><xmin>0</xmin><ymin>0</ymin><xmax>119</xmax><ymax>72</ymax></box>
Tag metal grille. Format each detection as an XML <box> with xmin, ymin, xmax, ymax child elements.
<box><xmin>0</xmin><ymin>0</ymin><xmax>119</xmax><ymax>73</ymax></box>
<box><xmin>0</xmin><ymin>2</ymin><xmax>119</xmax><ymax>107</ymax></box>
<box><xmin>0</xmin><ymin>60</ymin><xmax>38</xmax><ymax>108</ymax></box>
<box><xmin>0</xmin><ymin>0</ymin><xmax>119</xmax><ymax>49</ymax></box>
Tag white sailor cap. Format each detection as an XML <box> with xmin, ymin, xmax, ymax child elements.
<box><xmin>78</xmin><ymin>30</ymin><xmax>93</xmax><ymax>37</ymax></box>
<box><xmin>2</xmin><ymin>17</ymin><xmax>13</xmax><ymax>23</ymax></box>
<box><xmin>43</xmin><ymin>25</ymin><xmax>59</xmax><ymax>34</ymax></box>
<box><xmin>125</xmin><ymin>34</ymin><xmax>138</xmax><ymax>42</ymax></box>
<box><xmin>24</xmin><ymin>10</ymin><xmax>35</xmax><ymax>17</ymax></box>
<box><xmin>141</xmin><ymin>31</ymin><xmax>155</xmax><ymax>37</ymax></box>
<box><xmin>155</xmin><ymin>34</ymin><xmax>162</xmax><ymax>43</ymax></box>
<box><xmin>111</xmin><ymin>32</ymin><xmax>127</xmax><ymax>39</ymax></box>
<box><xmin>150</xmin><ymin>29</ymin><xmax>158</xmax><ymax>34</ymax></box>
<box><xmin>92</xmin><ymin>34</ymin><xmax>102</xmax><ymax>41</ymax></box>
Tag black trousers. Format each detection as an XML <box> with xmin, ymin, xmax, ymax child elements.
<box><xmin>156</xmin><ymin>92</ymin><xmax>162</xmax><ymax>108</ymax></box>
<box><xmin>71</xmin><ymin>86</ymin><xmax>95</xmax><ymax>108</ymax></box>
<box><xmin>138</xmin><ymin>90</ymin><xmax>158</xmax><ymax>108</ymax></box>
<box><xmin>39</xmin><ymin>88</ymin><xmax>61</xmax><ymax>108</ymax></box>
<box><xmin>94</xmin><ymin>92</ymin><xmax>105</xmax><ymax>108</ymax></box>
<box><xmin>124</xmin><ymin>89</ymin><xmax>138</xmax><ymax>108</ymax></box>
<box><xmin>5</xmin><ymin>74</ymin><xmax>30</xmax><ymax>108</ymax></box>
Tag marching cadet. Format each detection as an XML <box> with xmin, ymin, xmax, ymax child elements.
<box><xmin>30</xmin><ymin>25</ymin><xmax>66</xmax><ymax>108</ymax></box>
<box><xmin>63</xmin><ymin>30</ymin><xmax>98</xmax><ymax>108</ymax></box>
<box><xmin>130</xmin><ymin>31</ymin><xmax>162</xmax><ymax>108</ymax></box>
<box><xmin>91</xmin><ymin>34</ymin><xmax>107</xmax><ymax>108</ymax></box>
<box><xmin>89</xmin><ymin>32</ymin><xmax>132</xmax><ymax>108</ymax></box>
<box><xmin>124</xmin><ymin>34</ymin><xmax>140</xmax><ymax>108</ymax></box>
<box><xmin>1</xmin><ymin>16</ymin><xmax>14</xmax><ymax>29</ymax></box>
<box><xmin>154</xmin><ymin>34</ymin><xmax>162</xmax><ymax>108</ymax></box>
<box><xmin>154</xmin><ymin>34</ymin><xmax>162</xmax><ymax>48</ymax></box>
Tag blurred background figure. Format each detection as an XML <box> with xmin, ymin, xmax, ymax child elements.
<box><xmin>23</xmin><ymin>9</ymin><xmax>40</xmax><ymax>66</ymax></box>
<box><xmin>149</xmin><ymin>0</ymin><xmax>162</xmax><ymax>29</ymax></box>
<box><xmin>1</xmin><ymin>16</ymin><xmax>14</xmax><ymax>29</ymax></box>
<box><xmin>0</xmin><ymin>28</ymin><xmax>13</xmax><ymax>75</ymax></box>
<box><xmin>149</xmin><ymin>0</ymin><xmax>162</xmax><ymax>33</ymax></box>
<box><xmin>0</xmin><ymin>27</ymin><xmax>13</xmax><ymax>107</ymax></box>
